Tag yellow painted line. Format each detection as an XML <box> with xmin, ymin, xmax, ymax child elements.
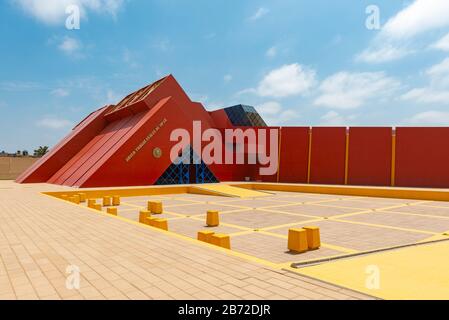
<box><xmin>412</xmin><ymin>203</ymin><xmax>449</xmax><ymax>210</ymax></box>
<box><xmin>332</xmin><ymin>218</ymin><xmax>437</xmax><ymax>235</ymax></box>
<box><xmin>260</xmin><ymin>218</ymin><xmax>325</xmax><ymax>231</ymax></box>
<box><xmin>294</xmin><ymin>240</ymin><xmax>449</xmax><ymax>299</ymax></box>
<box><xmin>258</xmin><ymin>208</ymin><xmax>325</xmax><ymax>220</ymax></box>
<box><xmin>307</xmin><ymin>128</ymin><xmax>312</xmax><ymax>184</ymax></box>
<box><xmin>190</xmin><ymin>184</ymin><xmax>270</xmax><ymax>198</ymax></box>
<box><xmin>327</xmin><ymin>210</ymin><xmax>373</xmax><ymax>219</ymax></box>
<box><xmin>188</xmin><ymin>216</ymin><xmax>252</xmax><ymax>231</ymax></box>
<box><xmin>391</xmin><ymin>133</ymin><xmax>396</xmax><ymax>187</ymax></box>
<box><xmin>344</xmin><ymin>130</ymin><xmax>349</xmax><ymax>185</ymax></box>
<box><xmin>379</xmin><ymin>209</ymin><xmax>449</xmax><ymax>221</ymax></box>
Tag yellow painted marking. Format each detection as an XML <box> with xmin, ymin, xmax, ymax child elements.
<box><xmin>260</xmin><ymin>218</ymin><xmax>325</xmax><ymax>231</ymax></box>
<box><xmin>391</xmin><ymin>133</ymin><xmax>396</xmax><ymax>187</ymax></box>
<box><xmin>307</xmin><ymin>128</ymin><xmax>312</xmax><ymax>183</ymax></box>
<box><xmin>258</xmin><ymin>208</ymin><xmax>325</xmax><ymax>220</ymax></box>
<box><xmin>188</xmin><ymin>216</ymin><xmax>252</xmax><ymax>231</ymax></box>
<box><xmin>333</xmin><ymin>218</ymin><xmax>437</xmax><ymax>235</ymax></box>
<box><xmin>277</xmin><ymin>127</ymin><xmax>282</xmax><ymax>183</ymax></box>
<box><xmin>190</xmin><ymin>184</ymin><xmax>270</xmax><ymax>198</ymax></box>
<box><xmin>344</xmin><ymin>131</ymin><xmax>349</xmax><ymax>185</ymax></box>
<box><xmin>294</xmin><ymin>240</ymin><xmax>449</xmax><ymax>299</ymax></box>
<box><xmin>327</xmin><ymin>210</ymin><xmax>373</xmax><ymax>219</ymax></box>
<box><xmin>380</xmin><ymin>209</ymin><xmax>449</xmax><ymax>221</ymax></box>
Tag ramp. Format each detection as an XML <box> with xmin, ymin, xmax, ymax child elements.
<box><xmin>190</xmin><ymin>184</ymin><xmax>270</xmax><ymax>198</ymax></box>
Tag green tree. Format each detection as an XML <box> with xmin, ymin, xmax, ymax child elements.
<box><xmin>22</xmin><ymin>150</ymin><xmax>29</xmax><ymax>156</ymax></box>
<box><xmin>34</xmin><ymin>146</ymin><xmax>49</xmax><ymax>157</ymax></box>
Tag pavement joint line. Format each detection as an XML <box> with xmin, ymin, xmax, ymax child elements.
<box><xmin>310</xmin><ymin>203</ymin><xmax>369</xmax><ymax>211</ymax></box>
<box><xmin>188</xmin><ymin>216</ymin><xmax>253</xmax><ymax>231</ymax></box>
<box><xmin>326</xmin><ymin>209</ymin><xmax>374</xmax><ymax>219</ymax></box>
<box><xmin>416</xmin><ymin>203</ymin><xmax>449</xmax><ymax>210</ymax></box>
<box><xmin>42</xmin><ymin>192</ymin><xmax>283</xmax><ymax>270</ymax></box>
<box><xmin>331</xmin><ymin>218</ymin><xmax>437</xmax><ymax>235</ymax></box>
<box><xmin>188</xmin><ymin>208</ymin><xmax>250</xmax><ymax>217</ymax></box>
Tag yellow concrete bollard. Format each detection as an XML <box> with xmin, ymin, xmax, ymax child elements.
<box><xmin>145</xmin><ymin>217</ymin><xmax>158</xmax><ymax>226</ymax></box>
<box><xmin>60</xmin><ymin>194</ymin><xmax>69</xmax><ymax>201</ymax></box>
<box><xmin>72</xmin><ymin>194</ymin><xmax>81</xmax><ymax>204</ymax></box>
<box><xmin>112</xmin><ymin>195</ymin><xmax>120</xmax><ymax>206</ymax></box>
<box><xmin>139</xmin><ymin>210</ymin><xmax>151</xmax><ymax>223</ymax></box>
<box><xmin>87</xmin><ymin>199</ymin><xmax>97</xmax><ymax>208</ymax></box>
<box><xmin>107</xmin><ymin>207</ymin><xmax>118</xmax><ymax>216</ymax></box>
<box><xmin>197</xmin><ymin>231</ymin><xmax>215</xmax><ymax>243</ymax></box>
<box><xmin>152</xmin><ymin>219</ymin><xmax>168</xmax><ymax>231</ymax></box>
<box><xmin>288</xmin><ymin>228</ymin><xmax>308</xmax><ymax>253</ymax></box>
<box><xmin>303</xmin><ymin>226</ymin><xmax>321</xmax><ymax>250</ymax></box>
<box><xmin>210</xmin><ymin>234</ymin><xmax>231</xmax><ymax>249</ymax></box>
<box><xmin>206</xmin><ymin>210</ymin><xmax>220</xmax><ymax>227</ymax></box>
<box><xmin>92</xmin><ymin>204</ymin><xmax>102</xmax><ymax>211</ymax></box>
<box><xmin>148</xmin><ymin>201</ymin><xmax>163</xmax><ymax>214</ymax></box>
<box><xmin>78</xmin><ymin>193</ymin><xmax>86</xmax><ymax>203</ymax></box>
<box><xmin>103</xmin><ymin>196</ymin><xmax>112</xmax><ymax>207</ymax></box>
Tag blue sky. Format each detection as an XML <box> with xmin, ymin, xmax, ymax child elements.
<box><xmin>1</xmin><ymin>0</ymin><xmax>449</xmax><ymax>152</ymax></box>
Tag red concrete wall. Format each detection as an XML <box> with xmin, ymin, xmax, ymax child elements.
<box><xmin>309</xmin><ymin>127</ymin><xmax>346</xmax><ymax>185</ymax></box>
<box><xmin>278</xmin><ymin>127</ymin><xmax>309</xmax><ymax>183</ymax></box>
<box><xmin>395</xmin><ymin>127</ymin><xmax>449</xmax><ymax>188</ymax></box>
<box><xmin>347</xmin><ymin>127</ymin><xmax>392</xmax><ymax>186</ymax></box>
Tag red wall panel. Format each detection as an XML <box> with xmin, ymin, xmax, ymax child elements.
<box><xmin>347</xmin><ymin>127</ymin><xmax>392</xmax><ymax>186</ymax></box>
<box><xmin>395</xmin><ymin>127</ymin><xmax>449</xmax><ymax>188</ymax></box>
<box><xmin>278</xmin><ymin>127</ymin><xmax>309</xmax><ymax>183</ymax></box>
<box><xmin>310</xmin><ymin>127</ymin><xmax>346</xmax><ymax>185</ymax></box>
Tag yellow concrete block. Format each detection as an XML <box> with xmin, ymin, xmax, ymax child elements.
<box><xmin>107</xmin><ymin>207</ymin><xmax>118</xmax><ymax>216</ymax></box>
<box><xmin>197</xmin><ymin>230</ymin><xmax>215</xmax><ymax>243</ymax></box>
<box><xmin>60</xmin><ymin>194</ymin><xmax>68</xmax><ymax>201</ymax></box>
<box><xmin>102</xmin><ymin>196</ymin><xmax>112</xmax><ymax>207</ymax></box>
<box><xmin>69</xmin><ymin>195</ymin><xmax>80</xmax><ymax>204</ymax></box>
<box><xmin>139</xmin><ymin>210</ymin><xmax>151</xmax><ymax>224</ymax></box>
<box><xmin>206</xmin><ymin>210</ymin><xmax>220</xmax><ymax>227</ymax></box>
<box><xmin>112</xmin><ymin>195</ymin><xmax>120</xmax><ymax>206</ymax></box>
<box><xmin>288</xmin><ymin>228</ymin><xmax>308</xmax><ymax>253</ymax></box>
<box><xmin>210</xmin><ymin>234</ymin><xmax>231</xmax><ymax>249</ymax></box>
<box><xmin>92</xmin><ymin>204</ymin><xmax>102</xmax><ymax>211</ymax></box>
<box><xmin>303</xmin><ymin>226</ymin><xmax>321</xmax><ymax>250</ymax></box>
<box><xmin>78</xmin><ymin>193</ymin><xmax>86</xmax><ymax>202</ymax></box>
<box><xmin>87</xmin><ymin>199</ymin><xmax>96</xmax><ymax>208</ymax></box>
<box><xmin>148</xmin><ymin>201</ymin><xmax>163</xmax><ymax>214</ymax></box>
<box><xmin>152</xmin><ymin>218</ymin><xmax>168</xmax><ymax>231</ymax></box>
<box><xmin>145</xmin><ymin>217</ymin><xmax>158</xmax><ymax>226</ymax></box>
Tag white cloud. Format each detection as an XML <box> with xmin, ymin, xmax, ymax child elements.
<box><xmin>256</xmin><ymin>101</ymin><xmax>282</xmax><ymax>115</ymax></box>
<box><xmin>13</xmin><ymin>0</ymin><xmax>125</xmax><ymax>25</ymax></box>
<box><xmin>382</xmin><ymin>0</ymin><xmax>449</xmax><ymax>40</ymax></box>
<box><xmin>357</xmin><ymin>0</ymin><xmax>449</xmax><ymax>63</ymax></box>
<box><xmin>431</xmin><ymin>33</ymin><xmax>449</xmax><ymax>51</ymax></box>
<box><xmin>314</xmin><ymin>72</ymin><xmax>400</xmax><ymax>109</ymax></box>
<box><xmin>51</xmin><ymin>88</ymin><xmax>70</xmax><ymax>97</ymax></box>
<box><xmin>320</xmin><ymin>111</ymin><xmax>356</xmax><ymax>126</ymax></box>
<box><xmin>256</xmin><ymin>63</ymin><xmax>316</xmax><ymax>98</ymax></box>
<box><xmin>356</xmin><ymin>45</ymin><xmax>412</xmax><ymax>64</ymax></box>
<box><xmin>249</xmin><ymin>7</ymin><xmax>269</xmax><ymax>21</ymax></box>
<box><xmin>0</xmin><ymin>81</ymin><xmax>40</xmax><ymax>91</ymax></box>
<box><xmin>401</xmin><ymin>88</ymin><xmax>449</xmax><ymax>104</ymax></box>
<box><xmin>36</xmin><ymin>116</ymin><xmax>73</xmax><ymax>129</ymax></box>
<box><xmin>58</xmin><ymin>37</ymin><xmax>82</xmax><ymax>56</ymax></box>
<box><xmin>224</xmin><ymin>74</ymin><xmax>233</xmax><ymax>83</ymax></box>
<box><xmin>404</xmin><ymin>111</ymin><xmax>449</xmax><ymax>125</ymax></box>
<box><xmin>401</xmin><ymin>58</ymin><xmax>449</xmax><ymax>104</ymax></box>
<box><xmin>266</xmin><ymin>46</ymin><xmax>277</xmax><ymax>58</ymax></box>
<box><xmin>255</xmin><ymin>101</ymin><xmax>300</xmax><ymax>126</ymax></box>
